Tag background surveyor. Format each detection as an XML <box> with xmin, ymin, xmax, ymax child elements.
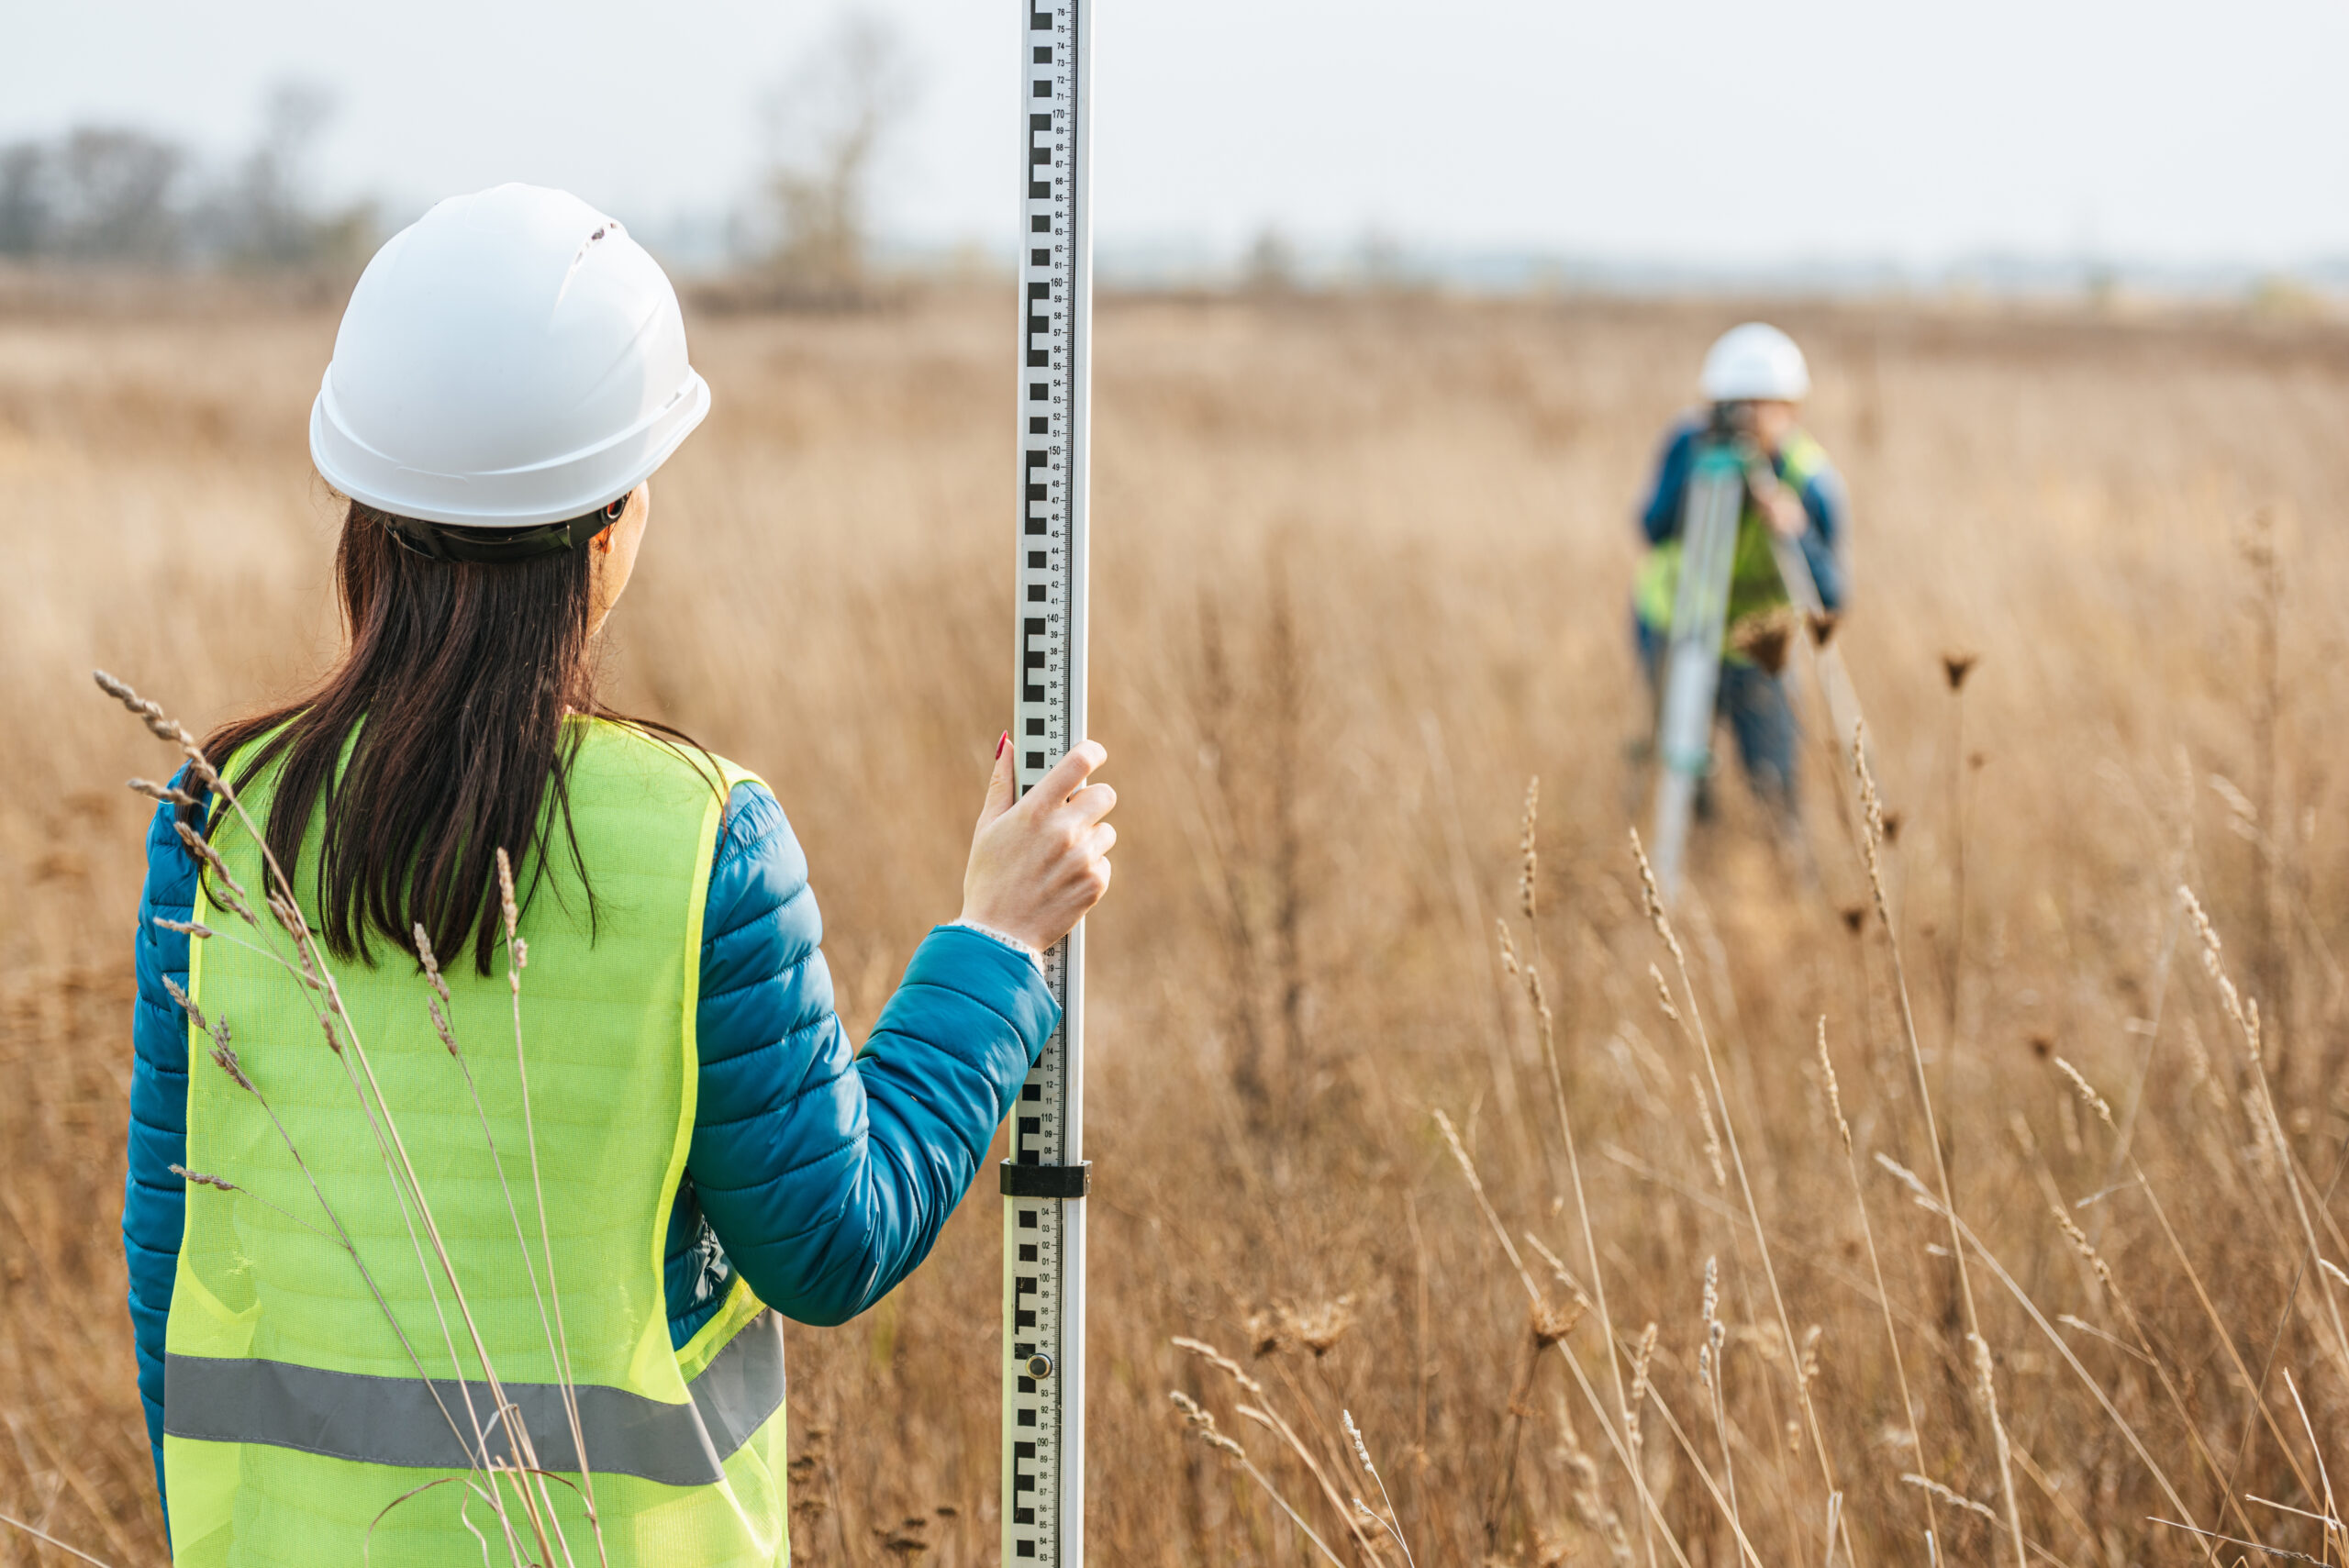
<box><xmin>121</xmin><ymin>183</ymin><xmax>1116</xmax><ymax>1563</ymax></box>
<box><xmin>1631</xmin><ymin>321</ymin><xmax>1851</xmax><ymax>820</ymax></box>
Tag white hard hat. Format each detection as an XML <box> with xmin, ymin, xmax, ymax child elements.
<box><xmin>310</xmin><ymin>183</ymin><xmax>710</xmax><ymax>530</ymax></box>
<box><xmin>1698</xmin><ymin>322</ymin><xmax>1810</xmax><ymax>403</ymax></box>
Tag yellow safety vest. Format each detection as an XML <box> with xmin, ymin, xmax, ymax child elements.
<box><xmin>1633</xmin><ymin>427</ymin><xmax>1832</xmax><ymax>641</ymax></box>
<box><xmin>164</xmin><ymin>719</ymin><xmax>786</xmax><ymax>1566</ymax></box>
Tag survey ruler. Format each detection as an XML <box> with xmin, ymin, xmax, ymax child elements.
<box><xmin>1001</xmin><ymin>2</ymin><xmax>1092</xmax><ymax>1563</ymax></box>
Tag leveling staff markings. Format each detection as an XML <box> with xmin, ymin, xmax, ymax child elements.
<box><xmin>1004</xmin><ymin>2</ymin><xmax>1090</xmax><ymax>1566</ymax></box>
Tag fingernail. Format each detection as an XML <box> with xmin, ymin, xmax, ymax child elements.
<box><xmin>996</xmin><ymin>731</ymin><xmax>1009</xmax><ymax>760</ymax></box>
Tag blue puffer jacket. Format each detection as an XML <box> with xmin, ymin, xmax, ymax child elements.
<box><xmin>124</xmin><ymin>772</ymin><xmax>1056</xmax><ymax>1511</ymax></box>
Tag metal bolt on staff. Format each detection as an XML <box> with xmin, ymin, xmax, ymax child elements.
<box><xmin>1000</xmin><ymin>2</ymin><xmax>1091</xmax><ymax>1563</ymax></box>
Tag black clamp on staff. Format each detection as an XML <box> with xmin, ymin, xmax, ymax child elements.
<box><xmin>1000</xmin><ymin>1160</ymin><xmax>1092</xmax><ymax>1199</ymax></box>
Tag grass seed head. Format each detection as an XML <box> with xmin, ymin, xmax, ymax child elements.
<box><xmin>1851</xmin><ymin>726</ymin><xmax>1889</xmax><ymax>886</ymax></box>
<box><xmin>1171</xmin><ymin>1336</ymin><xmax>1267</xmax><ymax>1400</ymax></box>
<box><xmin>1875</xmin><ymin>1151</ymin><xmax>1938</xmax><ymax>1209</ymax></box>
<box><xmin>2049</xmin><ymin>1203</ymin><xmax>2116</xmax><ymax>1291</ymax></box>
<box><xmin>1168</xmin><ymin>1392</ymin><xmax>1247</xmax><ymax>1461</ymax></box>
<box><xmin>1627</xmin><ymin>828</ymin><xmax>1687</xmax><ymax>963</ymax></box>
<box><xmin>1341</xmin><ymin>1408</ymin><xmax>1373</xmax><ymax>1473</ymax></box>
<box><xmin>1626</xmin><ymin>1323</ymin><xmax>1658</xmax><ymax>1445</ymax></box>
<box><xmin>1816</xmin><ymin>1018</ymin><xmax>1852</xmax><ymax>1151</ymax></box>
<box><xmin>174</xmin><ymin>819</ymin><xmax>247</xmax><ymax>902</ymax></box>
<box><xmin>1699</xmin><ymin>1253</ymin><xmax>1725</xmax><ymax>1381</ymax></box>
<box><xmin>2182</xmin><ymin>884</ymin><xmax>2263</xmax><ymax>1062</ymax></box>
<box><xmin>158</xmin><ymin>978</ymin><xmax>256</xmax><ymax>1094</ymax></box>
<box><xmin>266</xmin><ymin>891</ymin><xmax>311</xmax><ymax>944</ymax></box>
<box><xmin>161</xmin><ymin>973</ymin><xmax>209</xmax><ymax>1035</ymax></box>
<box><xmin>427</xmin><ymin>996</ymin><xmax>460</xmax><ymax>1056</ymax></box>
<box><xmin>1968</xmin><ymin>1334</ymin><xmax>2004</xmax><ymax>1418</ymax></box>
<box><xmin>1518</xmin><ymin>776</ymin><xmax>1540</xmax><ymax>921</ymax></box>
<box><xmin>1552</xmin><ymin>1395</ymin><xmax>1634</xmax><ymax>1567</ymax></box>
<box><xmin>208</xmin><ymin>1042</ymin><xmax>251</xmax><ymax>1092</ymax></box>
<box><xmin>495</xmin><ymin>846</ymin><xmax>522</xmax><ymax>946</ymax></box>
<box><xmin>94</xmin><ymin>668</ymin><xmax>190</xmax><ymax>745</ymax></box>
<box><xmin>1522</xmin><ymin>955</ymin><xmax>1553</xmax><ymax>1027</ymax></box>
<box><xmin>1522</xmin><ymin>1232</ymin><xmax>1593</xmax><ymax>1309</ymax></box>
<box><xmin>412</xmin><ymin>921</ymin><xmax>452</xmax><ymax>1005</ymax></box>
<box><xmin>1692</xmin><ymin>1073</ymin><xmax>1726</xmax><ymax>1189</ymax></box>
<box><xmin>2052</xmin><ymin>1055</ymin><xmax>2116</xmax><ymax>1129</ymax></box>
<box><xmin>128</xmin><ymin>776</ymin><xmax>198</xmax><ymax>806</ymax></box>
<box><xmin>1902</xmin><ymin>1473</ymin><xmax>1998</xmax><ymax>1523</ymax></box>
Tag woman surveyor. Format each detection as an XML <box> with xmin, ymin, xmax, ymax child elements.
<box><xmin>120</xmin><ymin>184</ymin><xmax>1115</xmax><ymax>1563</ymax></box>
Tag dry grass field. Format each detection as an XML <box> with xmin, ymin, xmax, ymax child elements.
<box><xmin>4</xmin><ymin>283</ymin><xmax>2347</xmax><ymax>1565</ymax></box>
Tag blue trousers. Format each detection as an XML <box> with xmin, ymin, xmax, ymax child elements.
<box><xmin>1635</xmin><ymin>616</ymin><xmax>1799</xmax><ymax>815</ymax></box>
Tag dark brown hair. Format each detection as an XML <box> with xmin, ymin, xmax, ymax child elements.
<box><xmin>195</xmin><ymin>501</ymin><xmax>703</xmax><ymax>976</ymax></box>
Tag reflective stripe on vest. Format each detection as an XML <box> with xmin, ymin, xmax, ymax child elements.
<box><xmin>162</xmin><ymin>1309</ymin><xmax>782</xmax><ymax>1487</ymax></box>
<box><xmin>165</xmin><ymin>720</ymin><xmax>788</xmax><ymax>1567</ymax></box>
<box><xmin>1634</xmin><ymin>426</ymin><xmax>1833</xmax><ymax>637</ymax></box>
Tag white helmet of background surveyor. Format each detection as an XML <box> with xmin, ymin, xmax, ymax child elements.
<box><xmin>309</xmin><ymin>183</ymin><xmax>709</xmax><ymax>529</ymax></box>
<box><xmin>1698</xmin><ymin>322</ymin><xmax>1810</xmax><ymax>403</ymax></box>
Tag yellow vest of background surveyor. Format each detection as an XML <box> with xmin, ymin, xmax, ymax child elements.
<box><xmin>1633</xmin><ymin>426</ymin><xmax>1832</xmax><ymax>645</ymax></box>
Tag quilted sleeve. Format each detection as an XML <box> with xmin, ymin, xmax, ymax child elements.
<box><xmin>1798</xmin><ymin>462</ymin><xmax>1851</xmax><ymax>612</ymax></box>
<box><xmin>126</xmin><ymin>772</ymin><xmax>204</xmax><ymax>1511</ymax></box>
<box><xmin>688</xmin><ymin>782</ymin><xmax>1058</xmax><ymax>1327</ymax></box>
<box><xmin>1638</xmin><ymin>418</ymin><xmax>1701</xmax><ymax>545</ymax></box>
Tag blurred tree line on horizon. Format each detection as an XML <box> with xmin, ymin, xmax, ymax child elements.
<box><xmin>0</xmin><ymin>81</ymin><xmax>375</xmax><ymax>274</ymax></box>
<box><xmin>0</xmin><ymin>14</ymin><xmax>918</xmax><ymax>306</ymax></box>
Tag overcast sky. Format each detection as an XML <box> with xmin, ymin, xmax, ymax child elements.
<box><xmin>6</xmin><ymin>0</ymin><xmax>2345</xmax><ymax>269</ymax></box>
